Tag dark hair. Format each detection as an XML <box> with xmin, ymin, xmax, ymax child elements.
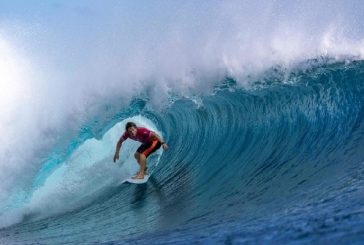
<box><xmin>125</xmin><ymin>122</ymin><xmax>137</xmax><ymax>130</ymax></box>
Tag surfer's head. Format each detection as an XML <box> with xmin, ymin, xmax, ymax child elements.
<box><xmin>126</xmin><ymin>122</ymin><xmax>137</xmax><ymax>136</ymax></box>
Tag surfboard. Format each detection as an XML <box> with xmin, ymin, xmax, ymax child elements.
<box><xmin>125</xmin><ymin>174</ymin><xmax>150</xmax><ymax>184</ymax></box>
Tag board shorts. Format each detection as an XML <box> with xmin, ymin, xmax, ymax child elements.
<box><xmin>137</xmin><ymin>139</ymin><xmax>161</xmax><ymax>158</ymax></box>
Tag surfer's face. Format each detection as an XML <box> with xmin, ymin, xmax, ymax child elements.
<box><xmin>127</xmin><ymin>126</ymin><xmax>137</xmax><ymax>137</ymax></box>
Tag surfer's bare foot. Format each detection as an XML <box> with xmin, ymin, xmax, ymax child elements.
<box><xmin>136</xmin><ymin>167</ymin><xmax>148</xmax><ymax>176</ymax></box>
<box><xmin>132</xmin><ymin>173</ymin><xmax>144</xmax><ymax>179</ymax></box>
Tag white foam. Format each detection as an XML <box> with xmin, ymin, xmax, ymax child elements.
<box><xmin>0</xmin><ymin>116</ymin><xmax>162</xmax><ymax>227</ymax></box>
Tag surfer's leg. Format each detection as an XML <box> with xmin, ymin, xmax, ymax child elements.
<box><xmin>134</xmin><ymin>152</ymin><xmax>148</xmax><ymax>175</ymax></box>
<box><xmin>139</xmin><ymin>153</ymin><xmax>147</xmax><ymax>175</ymax></box>
<box><xmin>134</xmin><ymin>152</ymin><xmax>144</xmax><ymax>175</ymax></box>
<box><xmin>133</xmin><ymin>140</ymin><xmax>160</xmax><ymax>179</ymax></box>
<box><xmin>133</xmin><ymin>153</ymin><xmax>147</xmax><ymax>179</ymax></box>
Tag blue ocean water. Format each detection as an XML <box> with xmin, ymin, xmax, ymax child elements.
<box><xmin>0</xmin><ymin>60</ymin><xmax>363</xmax><ymax>244</ymax></box>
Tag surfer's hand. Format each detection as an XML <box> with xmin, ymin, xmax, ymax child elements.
<box><xmin>113</xmin><ymin>153</ymin><xmax>119</xmax><ymax>162</ymax></box>
<box><xmin>162</xmin><ymin>143</ymin><xmax>168</xmax><ymax>150</ymax></box>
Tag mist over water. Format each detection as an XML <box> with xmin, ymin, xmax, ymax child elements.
<box><xmin>0</xmin><ymin>1</ymin><xmax>364</xmax><ymax>243</ymax></box>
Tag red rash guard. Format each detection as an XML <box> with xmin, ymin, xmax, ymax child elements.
<box><xmin>121</xmin><ymin>127</ymin><xmax>153</xmax><ymax>144</ymax></box>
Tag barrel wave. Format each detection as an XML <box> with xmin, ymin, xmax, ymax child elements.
<box><xmin>0</xmin><ymin>60</ymin><xmax>363</xmax><ymax>244</ymax></box>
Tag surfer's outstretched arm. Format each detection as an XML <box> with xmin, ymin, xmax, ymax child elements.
<box><xmin>113</xmin><ymin>138</ymin><xmax>124</xmax><ymax>162</ymax></box>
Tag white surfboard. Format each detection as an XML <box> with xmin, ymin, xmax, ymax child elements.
<box><xmin>125</xmin><ymin>174</ymin><xmax>150</xmax><ymax>184</ymax></box>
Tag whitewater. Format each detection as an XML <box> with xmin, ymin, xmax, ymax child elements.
<box><xmin>0</xmin><ymin>1</ymin><xmax>364</xmax><ymax>244</ymax></box>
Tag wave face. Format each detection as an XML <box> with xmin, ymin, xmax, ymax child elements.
<box><xmin>0</xmin><ymin>60</ymin><xmax>363</xmax><ymax>244</ymax></box>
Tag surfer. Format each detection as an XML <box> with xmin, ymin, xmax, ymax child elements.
<box><xmin>113</xmin><ymin>122</ymin><xmax>168</xmax><ymax>179</ymax></box>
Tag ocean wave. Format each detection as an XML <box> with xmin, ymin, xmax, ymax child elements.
<box><xmin>1</xmin><ymin>60</ymin><xmax>363</xmax><ymax>243</ymax></box>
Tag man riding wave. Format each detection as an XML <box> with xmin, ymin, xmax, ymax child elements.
<box><xmin>113</xmin><ymin>122</ymin><xmax>168</xmax><ymax>179</ymax></box>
